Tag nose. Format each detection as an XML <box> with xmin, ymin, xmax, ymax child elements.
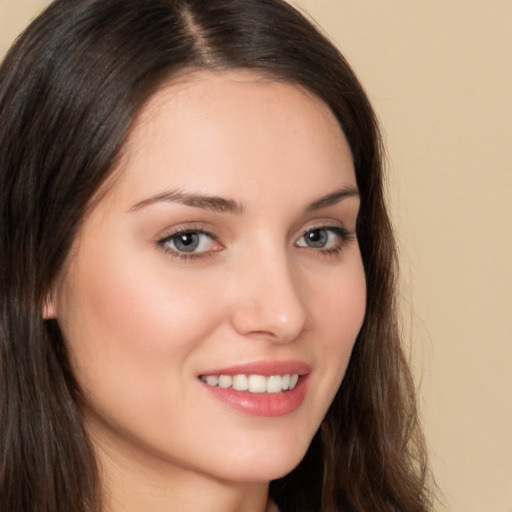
<box><xmin>229</xmin><ymin>250</ymin><xmax>307</xmax><ymax>343</ymax></box>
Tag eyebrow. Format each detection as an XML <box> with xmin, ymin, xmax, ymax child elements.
<box><xmin>130</xmin><ymin>186</ymin><xmax>359</xmax><ymax>214</ymax></box>
<box><xmin>305</xmin><ymin>187</ymin><xmax>359</xmax><ymax>211</ymax></box>
<box><xmin>130</xmin><ymin>189</ymin><xmax>244</xmax><ymax>214</ymax></box>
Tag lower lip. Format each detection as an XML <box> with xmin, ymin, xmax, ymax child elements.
<box><xmin>201</xmin><ymin>375</ymin><xmax>309</xmax><ymax>417</ymax></box>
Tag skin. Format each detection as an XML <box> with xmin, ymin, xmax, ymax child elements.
<box><xmin>46</xmin><ymin>71</ymin><xmax>366</xmax><ymax>512</ymax></box>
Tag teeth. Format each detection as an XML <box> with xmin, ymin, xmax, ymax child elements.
<box><xmin>266</xmin><ymin>375</ymin><xmax>282</xmax><ymax>394</ymax></box>
<box><xmin>206</xmin><ymin>375</ymin><xmax>219</xmax><ymax>386</ymax></box>
<box><xmin>200</xmin><ymin>373</ymin><xmax>300</xmax><ymax>393</ymax></box>
<box><xmin>218</xmin><ymin>375</ymin><xmax>232</xmax><ymax>388</ymax></box>
<box><xmin>232</xmin><ymin>374</ymin><xmax>249</xmax><ymax>391</ymax></box>
<box><xmin>248</xmin><ymin>375</ymin><xmax>267</xmax><ymax>393</ymax></box>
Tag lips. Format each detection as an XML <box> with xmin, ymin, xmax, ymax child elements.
<box><xmin>198</xmin><ymin>360</ymin><xmax>311</xmax><ymax>416</ymax></box>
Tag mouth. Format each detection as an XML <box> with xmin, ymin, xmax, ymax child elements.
<box><xmin>199</xmin><ymin>373</ymin><xmax>300</xmax><ymax>394</ymax></box>
<box><xmin>198</xmin><ymin>361</ymin><xmax>311</xmax><ymax>416</ymax></box>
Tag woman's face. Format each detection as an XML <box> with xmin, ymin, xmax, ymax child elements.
<box><xmin>48</xmin><ymin>71</ymin><xmax>366</xmax><ymax>484</ymax></box>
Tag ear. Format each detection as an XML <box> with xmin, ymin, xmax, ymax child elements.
<box><xmin>42</xmin><ymin>290</ymin><xmax>57</xmax><ymax>319</ymax></box>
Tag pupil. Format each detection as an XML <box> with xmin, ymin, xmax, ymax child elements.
<box><xmin>175</xmin><ymin>232</ymin><xmax>199</xmax><ymax>252</ymax></box>
<box><xmin>180</xmin><ymin>234</ymin><xmax>194</xmax><ymax>245</ymax></box>
<box><xmin>307</xmin><ymin>229</ymin><xmax>327</xmax><ymax>247</ymax></box>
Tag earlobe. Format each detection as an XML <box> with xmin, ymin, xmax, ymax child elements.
<box><xmin>42</xmin><ymin>292</ymin><xmax>57</xmax><ymax>319</ymax></box>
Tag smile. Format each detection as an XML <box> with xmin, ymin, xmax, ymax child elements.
<box><xmin>198</xmin><ymin>361</ymin><xmax>311</xmax><ymax>416</ymax></box>
<box><xmin>200</xmin><ymin>373</ymin><xmax>300</xmax><ymax>393</ymax></box>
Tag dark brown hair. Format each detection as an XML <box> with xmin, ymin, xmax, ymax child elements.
<box><xmin>0</xmin><ymin>1</ymin><xmax>432</xmax><ymax>511</ymax></box>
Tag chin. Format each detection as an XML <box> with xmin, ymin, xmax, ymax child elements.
<box><xmin>213</xmin><ymin>434</ymin><xmax>313</xmax><ymax>483</ymax></box>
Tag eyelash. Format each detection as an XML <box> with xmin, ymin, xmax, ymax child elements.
<box><xmin>156</xmin><ymin>225</ymin><xmax>355</xmax><ymax>262</ymax></box>
<box><xmin>157</xmin><ymin>228</ymin><xmax>221</xmax><ymax>261</ymax></box>
<box><xmin>297</xmin><ymin>225</ymin><xmax>356</xmax><ymax>257</ymax></box>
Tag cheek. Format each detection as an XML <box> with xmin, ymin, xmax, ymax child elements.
<box><xmin>55</xmin><ymin>241</ymin><xmax>225</xmax><ymax>398</ymax></box>
<box><xmin>315</xmin><ymin>254</ymin><xmax>366</xmax><ymax>337</ymax></box>
<box><xmin>311</xmin><ymin>255</ymin><xmax>366</xmax><ymax>385</ymax></box>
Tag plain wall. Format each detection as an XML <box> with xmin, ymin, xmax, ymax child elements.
<box><xmin>1</xmin><ymin>1</ymin><xmax>511</xmax><ymax>511</ymax></box>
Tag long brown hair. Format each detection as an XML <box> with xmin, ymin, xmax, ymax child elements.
<box><xmin>0</xmin><ymin>1</ymin><xmax>432</xmax><ymax>510</ymax></box>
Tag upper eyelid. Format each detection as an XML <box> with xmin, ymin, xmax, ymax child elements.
<box><xmin>156</xmin><ymin>223</ymin><xmax>352</xmax><ymax>241</ymax></box>
<box><xmin>296</xmin><ymin>223</ymin><xmax>353</xmax><ymax>238</ymax></box>
<box><xmin>298</xmin><ymin>225</ymin><xmax>353</xmax><ymax>239</ymax></box>
<box><xmin>162</xmin><ymin>227</ymin><xmax>214</xmax><ymax>237</ymax></box>
<box><xmin>156</xmin><ymin>225</ymin><xmax>217</xmax><ymax>242</ymax></box>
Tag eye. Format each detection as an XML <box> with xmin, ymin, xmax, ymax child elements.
<box><xmin>158</xmin><ymin>229</ymin><xmax>219</xmax><ymax>257</ymax></box>
<box><xmin>296</xmin><ymin>226</ymin><xmax>352</xmax><ymax>251</ymax></box>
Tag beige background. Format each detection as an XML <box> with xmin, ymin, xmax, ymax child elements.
<box><xmin>1</xmin><ymin>1</ymin><xmax>511</xmax><ymax>511</ymax></box>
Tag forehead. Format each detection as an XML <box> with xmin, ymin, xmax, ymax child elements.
<box><xmin>108</xmin><ymin>69</ymin><xmax>355</xmax><ymax>208</ymax></box>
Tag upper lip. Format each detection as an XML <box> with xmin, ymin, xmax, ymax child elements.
<box><xmin>199</xmin><ymin>360</ymin><xmax>311</xmax><ymax>377</ymax></box>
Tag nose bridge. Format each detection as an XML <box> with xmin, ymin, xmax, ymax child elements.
<box><xmin>230</xmin><ymin>243</ymin><xmax>307</xmax><ymax>342</ymax></box>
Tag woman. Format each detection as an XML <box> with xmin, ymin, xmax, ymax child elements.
<box><xmin>0</xmin><ymin>0</ymin><xmax>432</xmax><ymax>511</ymax></box>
